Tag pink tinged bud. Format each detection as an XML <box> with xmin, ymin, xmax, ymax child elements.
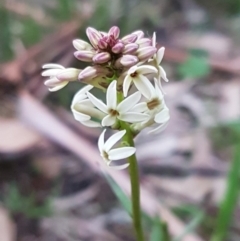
<box><xmin>111</xmin><ymin>42</ymin><xmax>124</xmax><ymax>53</ymax></box>
<box><xmin>92</xmin><ymin>52</ymin><xmax>111</xmax><ymax>64</ymax></box>
<box><xmin>137</xmin><ymin>46</ymin><xmax>157</xmax><ymax>60</ymax></box>
<box><xmin>137</xmin><ymin>38</ymin><xmax>152</xmax><ymax>47</ymax></box>
<box><xmin>98</xmin><ymin>39</ymin><xmax>108</xmax><ymax>49</ymax></box>
<box><xmin>123</xmin><ymin>43</ymin><xmax>138</xmax><ymax>54</ymax></box>
<box><xmin>44</xmin><ymin>77</ymin><xmax>62</xmax><ymax>87</ymax></box>
<box><xmin>131</xmin><ymin>30</ymin><xmax>144</xmax><ymax>39</ymax></box>
<box><xmin>72</xmin><ymin>39</ymin><xmax>92</xmax><ymax>50</ymax></box>
<box><xmin>74</xmin><ymin>50</ymin><xmax>95</xmax><ymax>62</ymax></box>
<box><xmin>121</xmin><ymin>34</ymin><xmax>138</xmax><ymax>44</ymax></box>
<box><xmin>78</xmin><ymin>66</ymin><xmax>98</xmax><ymax>80</ymax></box>
<box><xmin>119</xmin><ymin>55</ymin><xmax>139</xmax><ymax>67</ymax></box>
<box><xmin>57</xmin><ymin>68</ymin><xmax>81</xmax><ymax>81</ymax></box>
<box><xmin>86</xmin><ymin>27</ymin><xmax>101</xmax><ymax>49</ymax></box>
<box><xmin>108</xmin><ymin>26</ymin><xmax>120</xmax><ymax>39</ymax></box>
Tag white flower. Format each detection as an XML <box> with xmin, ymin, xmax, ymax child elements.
<box><xmin>98</xmin><ymin>129</ymin><xmax>136</xmax><ymax>169</ymax></box>
<box><xmin>42</xmin><ymin>64</ymin><xmax>80</xmax><ymax>92</ymax></box>
<box><xmin>71</xmin><ymin>85</ymin><xmax>105</xmax><ymax>127</ymax></box>
<box><xmin>123</xmin><ymin>65</ymin><xmax>157</xmax><ymax>98</ymax></box>
<box><xmin>87</xmin><ymin>80</ymin><xmax>149</xmax><ymax>127</ymax></box>
<box><xmin>151</xmin><ymin>33</ymin><xmax>169</xmax><ymax>91</ymax></box>
<box><xmin>130</xmin><ymin>78</ymin><xmax>170</xmax><ymax>134</ymax></box>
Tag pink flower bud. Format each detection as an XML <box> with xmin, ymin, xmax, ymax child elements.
<box><xmin>92</xmin><ymin>52</ymin><xmax>111</xmax><ymax>64</ymax></box>
<box><xmin>121</xmin><ymin>34</ymin><xmax>138</xmax><ymax>44</ymax></box>
<box><xmin>137</xmin><ymin>46</ymin><xmax>157</xmax><ymax>61</ymax></box>
<box><xmin>86</xmin><ymin>27</ymin><xmax>101</xmax><ymax>49</ymax></box>
<box><xmin>74</xmin><ymin>50</ymin><xmax>95</xmax><ymax>62</ymax></box>
<box><xmin>108</xmin><ymin>26</ymin><xmax>120</xmax><ymax>39</ymax></box>
<box><xmin>72</xmin><ymin>39</ymin><xmax>92</xmax><ymax>50</ymax></box>
<box><xmin>123</xmin><ymin>43</ymin><xmax>138</xmax><ymax>54</ymax></box>
<box><xmin>111</xmin><ymin>42</ymin><xmax>124</xmax><ymax>53</ymax></box>
<box><xmin>136</xmin><ymin>38</ymin><xmax>152</xmax><ymax>47</ymax></box>
<box><xmin>78</xmin><ymin>66</ymin><xmax>98</xmax><ymax>80</ymax></box>
<box><xmin>131</xmin><ymin>30</ymin><xmax>144</xmax><ymax>39</ymax></box>
<box><xmin>119</xmin><ymin>55</ymin><xmax>139</xmax><ymax>67</ymax></box>
<box><xmin>98</xmin><ymin>39</ymin><xmax>108</xmax><ymax>49</ymax></box>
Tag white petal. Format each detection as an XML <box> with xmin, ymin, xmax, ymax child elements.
<box><xmin>152</xmin><ymin>32</ymin><xmax>156</xmax><ymax>47</ymax></box>
<box><xmin>133</xmin><ymin>75</ymin><xmax>154</xmax><ymax>99</ymax></box>
<box><xmin>117</xmin><ymin>92</ymin><xmax>141</xmax><ymax>113</ymax></box>
<box><xmin>42</xmin><ymin>63</ymin><xmax>64</xmax><ymax>69</ymax></box>
<box><xmin>108</xmin><ymin>147</ymin><xmax>136</xmax><ymax>160</ymax></box>
<box><xmin>104</xmin><ymin>130</ymin><xmax>126</xmax><ymax>152</ymax></box>
<box><xmin>119</xmin><ymin>112</ymin><xmax>149</xmax><ymax>123</ymax></box>
<box><xmin>123</xmin><ymin>75</ymin><xmax>132</xmax><ymax>97</ymax></box>
<box><xmin>42</xmin><ymin>69</ymin><xmax>62</xmax><ymax>77</ymax></box>
<box><xmin>148</xmin><ymin>121</ymin><xmax>168</xmax><ymax>134</ymax></box>
<box><xmin>137</xmin><ymin>65</ymin><xmax>157</xmax><ymax>75</ymax></box>
<box><xmin>98</xmin><ymin>129</ymin><xmax>106</xmax><ymax>151</ymax></box>
<box><xmin>81</xmin><ymin>120</ymin><xmax>101</xmax><ymax>127</ymax></box>
<box><xmin>72</xmin><ymin>85</ymin><xmax>93</xmax><ymax>103</ymax></box>
<box><xmin>102</xmin><ymin>115</ymin><xmax>116</xmax><ymax>127</ymax></box>
<box><xmin>48</xmin><ymin>81</ymin><xmax>68</xmax><ymax>91</ymax></box>
<box><xmin>107</xmin><ymin>162</ymin><xmax>129</xmax><ymax>170</ymax></box>
<box><xmin>72</xmin><ymin>109</ymin><xmax>91</xmax><ymax>121</ymax></box>
<box><xmin>129</xmin><ymin>102</ymin><xmax>147</xmax><ymax>112</ymax></box>
<box><xmin>154</xmin><ymin>78</ymin><xmax>163</xmax><ymax>100</ymax></box>
<box><xmin>106</xmin><ymin>80</ymin><xmax>117</xmax><ymax>109</ymax></box>
<box><xmin>87</xmin><ymin>92</ymin><xmax>108</xmax><ymax>113</ymax></box>
<box><xmin>156</xmin><ymin>47</ymin><xmax>165</xmax><ymax>64</ymax></box>
<box><xmin>154</xmin><ymin>108</ymin><xmax>170</xmax><ymax>123</ymax></box>
<box><xmin>159</xmin><ymin>66</ymin><xmax>169</xmax><ymax>82</ymax></box>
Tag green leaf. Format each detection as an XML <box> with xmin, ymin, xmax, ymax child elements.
<box><xmin>104</xmin><ymin>174</ymin><xmax>132</xmax><ymax>215</ymax></box>
<box><xmin>174</xmin><ymin>211</ymin><xmax>204</xmax><ymax>241</ymax></box>
<box><xmin>178</xmin><ymin>51</ymin><xmax>210</xmax><ymax>79</ymax></box>
<box><xmin>150</xmin><ymin>216</ymin><xmax>164</xmax><ymax>241</ymax></box>
<box><xmin>210</xmin><ymin>145</ymin><xmax>240</xmax><ymax>241</ymax></box>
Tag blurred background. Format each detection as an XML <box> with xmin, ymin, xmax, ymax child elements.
<box><xmin>0</xmin><ymin>0</ymin><xmax>240</xmax><ymax>240</ymax></box>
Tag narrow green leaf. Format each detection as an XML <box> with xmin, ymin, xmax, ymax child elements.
<box><xmin>150</xmin><ymin>216</ymin><xmax>163</xmax><ymax>241</ymax></box>
<box><xmin>210</xmin><ymin>145</ymin><xmax>240</xmax><ymax>241</ymax></box>
<box><xmin>174</xmin><ymin>211</ymin><xmax>204</xmax><ymax>241</ymax></box>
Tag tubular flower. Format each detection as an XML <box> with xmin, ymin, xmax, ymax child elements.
<box><xmin>87</xmin><ymin>80</ymin><xmax>149</xmax><ymax>127</ymax></box>
<box><xmin>71</xmin><ymin>85</ymin><xmax>105</xmax><ymax>127</ymax></box>
<box><xmin>98</xmin><ymin>129</ymin><xmax>135</xmax><ymax>169</ymax></box>
<box><xmin>42</xmin><ymin>64</ymin><xmax>81</xmax><ymax>91</ymax></box>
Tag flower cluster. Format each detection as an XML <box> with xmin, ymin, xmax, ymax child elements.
<box><xmin>42</xmin><ymin>26</ymin><xmax>170</xmax><ymax>169</ymax></box>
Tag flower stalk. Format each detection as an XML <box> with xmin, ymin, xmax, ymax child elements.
<box><xmin>42</xmin><ymin>25</ymin><xmax>170</xmax><ymax>240</ymax></box>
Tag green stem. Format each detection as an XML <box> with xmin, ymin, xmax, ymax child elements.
<box><xmin>121</xmin><ymin>121</ymin><xmax>145</xmax><ymax>241</ymax></box>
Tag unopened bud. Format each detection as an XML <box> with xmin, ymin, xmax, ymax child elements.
<box><xmin>108</xmin><ymin>26</ymin><xmax>120</xmax><ymax>39</ymax></box>
<box><xmin>118</xmin><ymin>55</ymin><xmax>139</xmax><ymax>67</ymax></box>
<box><xmin>86</xmin><ymin>27</ymin><xmax>101</xmax><ymax>49</ymax></box>
<box><xmin>112</xmin><ymin>42</ymin><xmax>124</xmax><ymax>53</ymax></box>
<box><xmin>137</xmin><ymin>46</ymin><xmax>157</xmax><ymax>60</ymax></box>
<box><xmin>57</xmin><ymin>68</ymin><xmax>81</xmax><ymax>81</ymax></box>
<box><xmin>136</xmin><ymin>38</ymin><xmax>152</xmax><ymax>47</ymax></box>
<box><xmin>78</xmin><ymin>66</ymin><xmax>98</xmax><ymax>80</ymax></box>
<box><xmin>72</xmin><ymin>39</ymin><xmax>92</xmax><ymax>50</ymax></box>
<box><xmin>74</xmin><ymin>50</ymin><xmax>95</xmax><ymax>62</ymax></box>
<box><xmin>131</xmin><ymin>30</ymin><xmax>144</xmax><ymax>39</ymax></box>
<box><xmin>121</xmin><ymin>34</ymin><xmax>138</xmax><ymax>44</ymax></box>
<box><xmin>92</xmin><ymin>52</ymin><xmax>111</xmax><ymax>64</ymax></box>
<box><xmin>98</xmin><ymin>39</ymin><xmax>108</xmax><ymax>49</ymax></box>
<box><xmin>123</xmin><ymin>43</ymin><xmax>138</xmax><ymax>54</ymax></box>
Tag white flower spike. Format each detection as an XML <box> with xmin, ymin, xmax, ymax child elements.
<box><xmin>87</xmin><ymin>80</ymin><xmax>149</xmax><ymax>126</ymax></box>
<box><xmin>123</xmin><ymin>65</ymin><xmax>157</xmax><ymax>98</ymax></box>
<box><xmin>98</xmin><ymin>129</ymin><xmax>136</xmax><ymax>169</ymax></box>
